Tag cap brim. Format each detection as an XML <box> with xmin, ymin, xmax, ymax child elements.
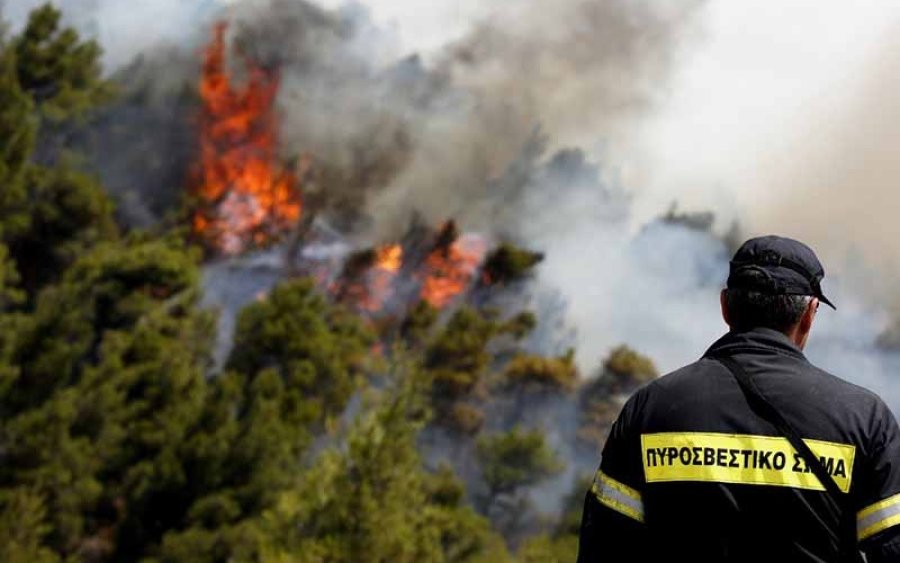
<box><xmin>818</xmin><ymin>293</ymin><xmax>837</xmax><ymax>310</ymax></box>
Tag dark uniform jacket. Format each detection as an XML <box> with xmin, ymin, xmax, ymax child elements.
<box><xmin>578</xmin><ymin>328</ymin><xmax>900</xmax><ymax>562</ymax></box>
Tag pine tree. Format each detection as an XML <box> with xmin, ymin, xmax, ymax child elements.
<box><xmin>0</xmin><ymin>4</ymin><xmax>117</xmax><ymax>297</ymax></box>
<box><xmin>227</xmin><ymin>278</ymin><xmax>375</xmax><ymax>429</ymax></box>
<box><xmin>476</xmin><ymin>427</ymin><xmax>563</xmax><ymax>502</ymax></box>
<box><xmin>0</xmin><ymin>237</ymin><xmax>214</xmax><ymax>560</ymax></box>
<box><xmin>8</xmin><ymin>161</ymin><xmax>117</xmax><ymax>294</ymax></box>
<box><xmin>254</xmin><ymin>358</ymin><xmax>511</xmax><ymax>563</ymax></box>
<box><xmin>13</xmin><ymin>3</ymin><xmax>113</xmax><ymax>122</ymax></box>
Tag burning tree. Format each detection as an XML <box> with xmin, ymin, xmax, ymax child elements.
<box><xmin>418</xmin><ymin>221</ymin><xmax>487</xmax><ymax>308</ymax></box>
<box><xmin>330</xmin><ymin>244</ymin><xmax>404</xmax><ymax>313</ymax></box>
<box><xmin>191</xmin><ymin>22</ymin><xmax>302</xmax><ymax>255</ymax></box>
<box><xmin>329</xmin><ymin>220</ymin><xmax>489</xmax><ymax>316</ymax></box>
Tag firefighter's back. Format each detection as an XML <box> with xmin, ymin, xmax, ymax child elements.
<box><xmin>617</xmin><ymin>329</ymin><xmax>893</xmax><ymax>560</ymax></box>
<box><xmin>578</xmin><ymin>236</ymin><xmax>900</xmax><ymax>563</ymax></box>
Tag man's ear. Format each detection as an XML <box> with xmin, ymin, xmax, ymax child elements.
<box><xmin>799</xmin><ymin>297</ymin><xmax>818</xmax><ymax>334</ymax></box>
<box><xmin>720</xmin><ymin>290</ymin><xmax>731</xmax><ymax>327</ymax></box>
<box><xmin>792</xmin><ymin>296</ymin><xmax>819</xmax><ymax>350</ymax></box>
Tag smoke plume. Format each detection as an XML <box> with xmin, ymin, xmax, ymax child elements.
<box><xmin>208</xmin><ymin>0</ymin><xmax>703</xmax><ymax>241</ymax></box>
<box><xmin>750</xmin><ymin>25</ymin><xmax>900</xmax><ymax>295</ymax></box>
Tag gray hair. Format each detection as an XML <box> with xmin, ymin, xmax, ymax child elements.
<box><xmin>723</xmin><ymin>289</ymin><xmax>812</xmax><ymax>333</ymax></box>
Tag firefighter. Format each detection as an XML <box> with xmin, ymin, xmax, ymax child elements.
<box><xmin>577</xmin><ymin>235</ymin><xmax>900</xmax><ymax>562</ymax></box>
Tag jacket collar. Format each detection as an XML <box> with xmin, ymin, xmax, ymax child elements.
<box><xmin>703</xmin><ymin>327</ymin><xmax>807</xmax><ymax>361</ymax></box>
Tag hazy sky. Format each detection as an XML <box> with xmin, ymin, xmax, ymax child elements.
<box><xmin>630</xmin><ymin>2</ymin><xmax>898</xmax><ymax>225</ymax></box>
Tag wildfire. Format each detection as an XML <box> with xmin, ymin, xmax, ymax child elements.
<box><xmin>331</xmin><ymin>243</ymin><xmax>403</xmax><ymax>312</ymax></box>
<box><xmin>375</xmin><ymin>243</ymin><xmax>403</xmax><ymax>271</ymax></box>
<box><xmin>330</xmin><ymin>222</ymin><xmax>486</xmax><ymax>313</ymax></box>
<box><xmin>364</xmin><ymin>244</ymin><xmax>403</xmax><ymax>312</ymax></box>
<box><xmin>419</xmin><ymin>226</ymin><xmax>487</xmax><ymax>308</ymax></box>
<box><xmin>192</xmin><ymin>22</ymin><xmax>302</xmax><ymax>254</ymax></box>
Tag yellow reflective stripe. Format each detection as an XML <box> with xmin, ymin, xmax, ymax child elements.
<box><xmin>598</xmin><ymin>469</ymin><xmax>641</xmax><ymax>501</ymax></box>
<box><xmin>591</xmin><ymin>470</ymin><xmax>644</xmax><ymax>523</ymax></box>
<box><xmin>859</xmin><ymin>492</ymin><xmax>900</xmax><ymax>520</ymax></box>
<box><xmin>858</xmin><ymin>493</ymin><xmax>900</xmax><ymax>541</ymax></box>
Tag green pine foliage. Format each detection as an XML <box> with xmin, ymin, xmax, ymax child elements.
<box><xmin>0</xmin><ymin>242</ymin><xmax>25</xmax><ymax>308</ymax></box>
<box><xmin>400</xmin><ymin>299</ymin><xmax>439</xmax><ymax>347</ymax></box>
<box><xmin>227</xmin><ymin>278</ymin><xmax>375</xmax><ymax>429</ymax></box>
<box><xmin>0</xmin><ymin>4</ymin><xmax>118</xmax><ymax>297</ymax></box>
<box><xmin>0</xmin><ymin>46</ymin><xmax>37</xmax><ymax>239</ymax></box>
<box><xmin>426</xmin><ymin>306</ymin><xmax>498</xmax><ymax>397</ymax></box>
<box><xmin>481</xmin><ymin>243</ymin><xmax>544</xmax><ymax>285</ymax></box>
<box><xmin>9</xmin><ymin>161</ymin><xmax>118</xmax><ymax>294</ymax></box>
<box><xmin>577</xmin><ymin>345</ymin><xmax>659</xmax><ymax>450</ymax></box>
<box><xmin>516</xmin><ymin>534</ymin><xmax>578</xmax><ymax>563</ymax></box>
<box><xmin>0</xmin><ymin>488</ymin><xmax>59</xmax><ymax>563</ymax></box>
<box><xmin>503</xmin><ymin>349</ymin><xmax>578</xmax><ymax>391</ymax></box>
<box><xmin>603</xmin><ymin>344</ymin><xmax>658</xmax><ymax>383</ymax></box>
<box><xmin>256</xmin><ymin>365</ymin><xmax>510</xmax><ymax>563</ymax></box>
<box><xmin>13</xmin><ymin>3</ymin><xmax>114</xmax><ymax>121</ymax></box>
<box><xmin>422</xmin><ymin>307</ymin><xmax>539</xmax><ymax>433</ymax></box>
<box><xmin>476</xmin><ymin>427</ymin><xmax>563</xmax><ymax>499</ymax></box>
<box><xmin>0</xmin><ymin>237</ymin><xmax>213</xmax><ymax>559</ymax></box>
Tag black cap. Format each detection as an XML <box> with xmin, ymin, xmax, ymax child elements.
<box><xmin>727</xmin><ymin>235</ymin><xmax>836</xmax><ymax>309</ymax></box>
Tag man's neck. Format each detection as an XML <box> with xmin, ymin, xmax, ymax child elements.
<box><xmin>783</xmin><ymin>324</ymin><xmax>808</xmax><ymax>350</ymax></box>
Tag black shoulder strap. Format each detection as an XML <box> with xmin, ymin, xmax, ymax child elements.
<box><xmin>713</xmin><ymin>355</ymin><xmax>863</xmax><ymax>561</ymax></box>
<box><xmin>715</xmin><ymin>355</ymin><xmax>843</xmax><ymax>498</ymax></box>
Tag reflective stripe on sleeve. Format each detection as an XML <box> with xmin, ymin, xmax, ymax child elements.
<box><xmin>591</xmin><ymin>470</ymin><xmax>644</xmax><ymax>523</ymax></box>
<box><xmin>858</xmin><ymin>492</ymin><xmax>900</xmax><ymax>541</ymax></box>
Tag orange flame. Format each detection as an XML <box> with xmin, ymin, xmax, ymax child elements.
<box><xmin>420</xmin><ymin>234</ymin><xmax>487</xmax><ymax>308</ymax></box>
<box><xmin>192</xmin><ymin>22</ymin><xmax>301</xmax><ymax>254</ymax></box>
<box><xmin>329</xmin><ymin>225</ymin><xmax>486</xmax><ymax>313</ymax></box>
<box><xmin>331</xmin><ymin>244</ymin><xmax>403</xmax><ymax>313</ymax></box>
<box><xmin>362</xmin><ymin>244</ymin><xmax>403</xmax><ymax>312</ymax></box>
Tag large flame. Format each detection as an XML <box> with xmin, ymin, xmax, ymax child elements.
<box><xmin>420</xmin><ymin>231</ymin><xmax>487</xmax><ymax>308</ymax></box>
<box><xmin>192</xmin><ymin>22</ymin><xmax>301</xmax><ymax>254</ymax></box>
